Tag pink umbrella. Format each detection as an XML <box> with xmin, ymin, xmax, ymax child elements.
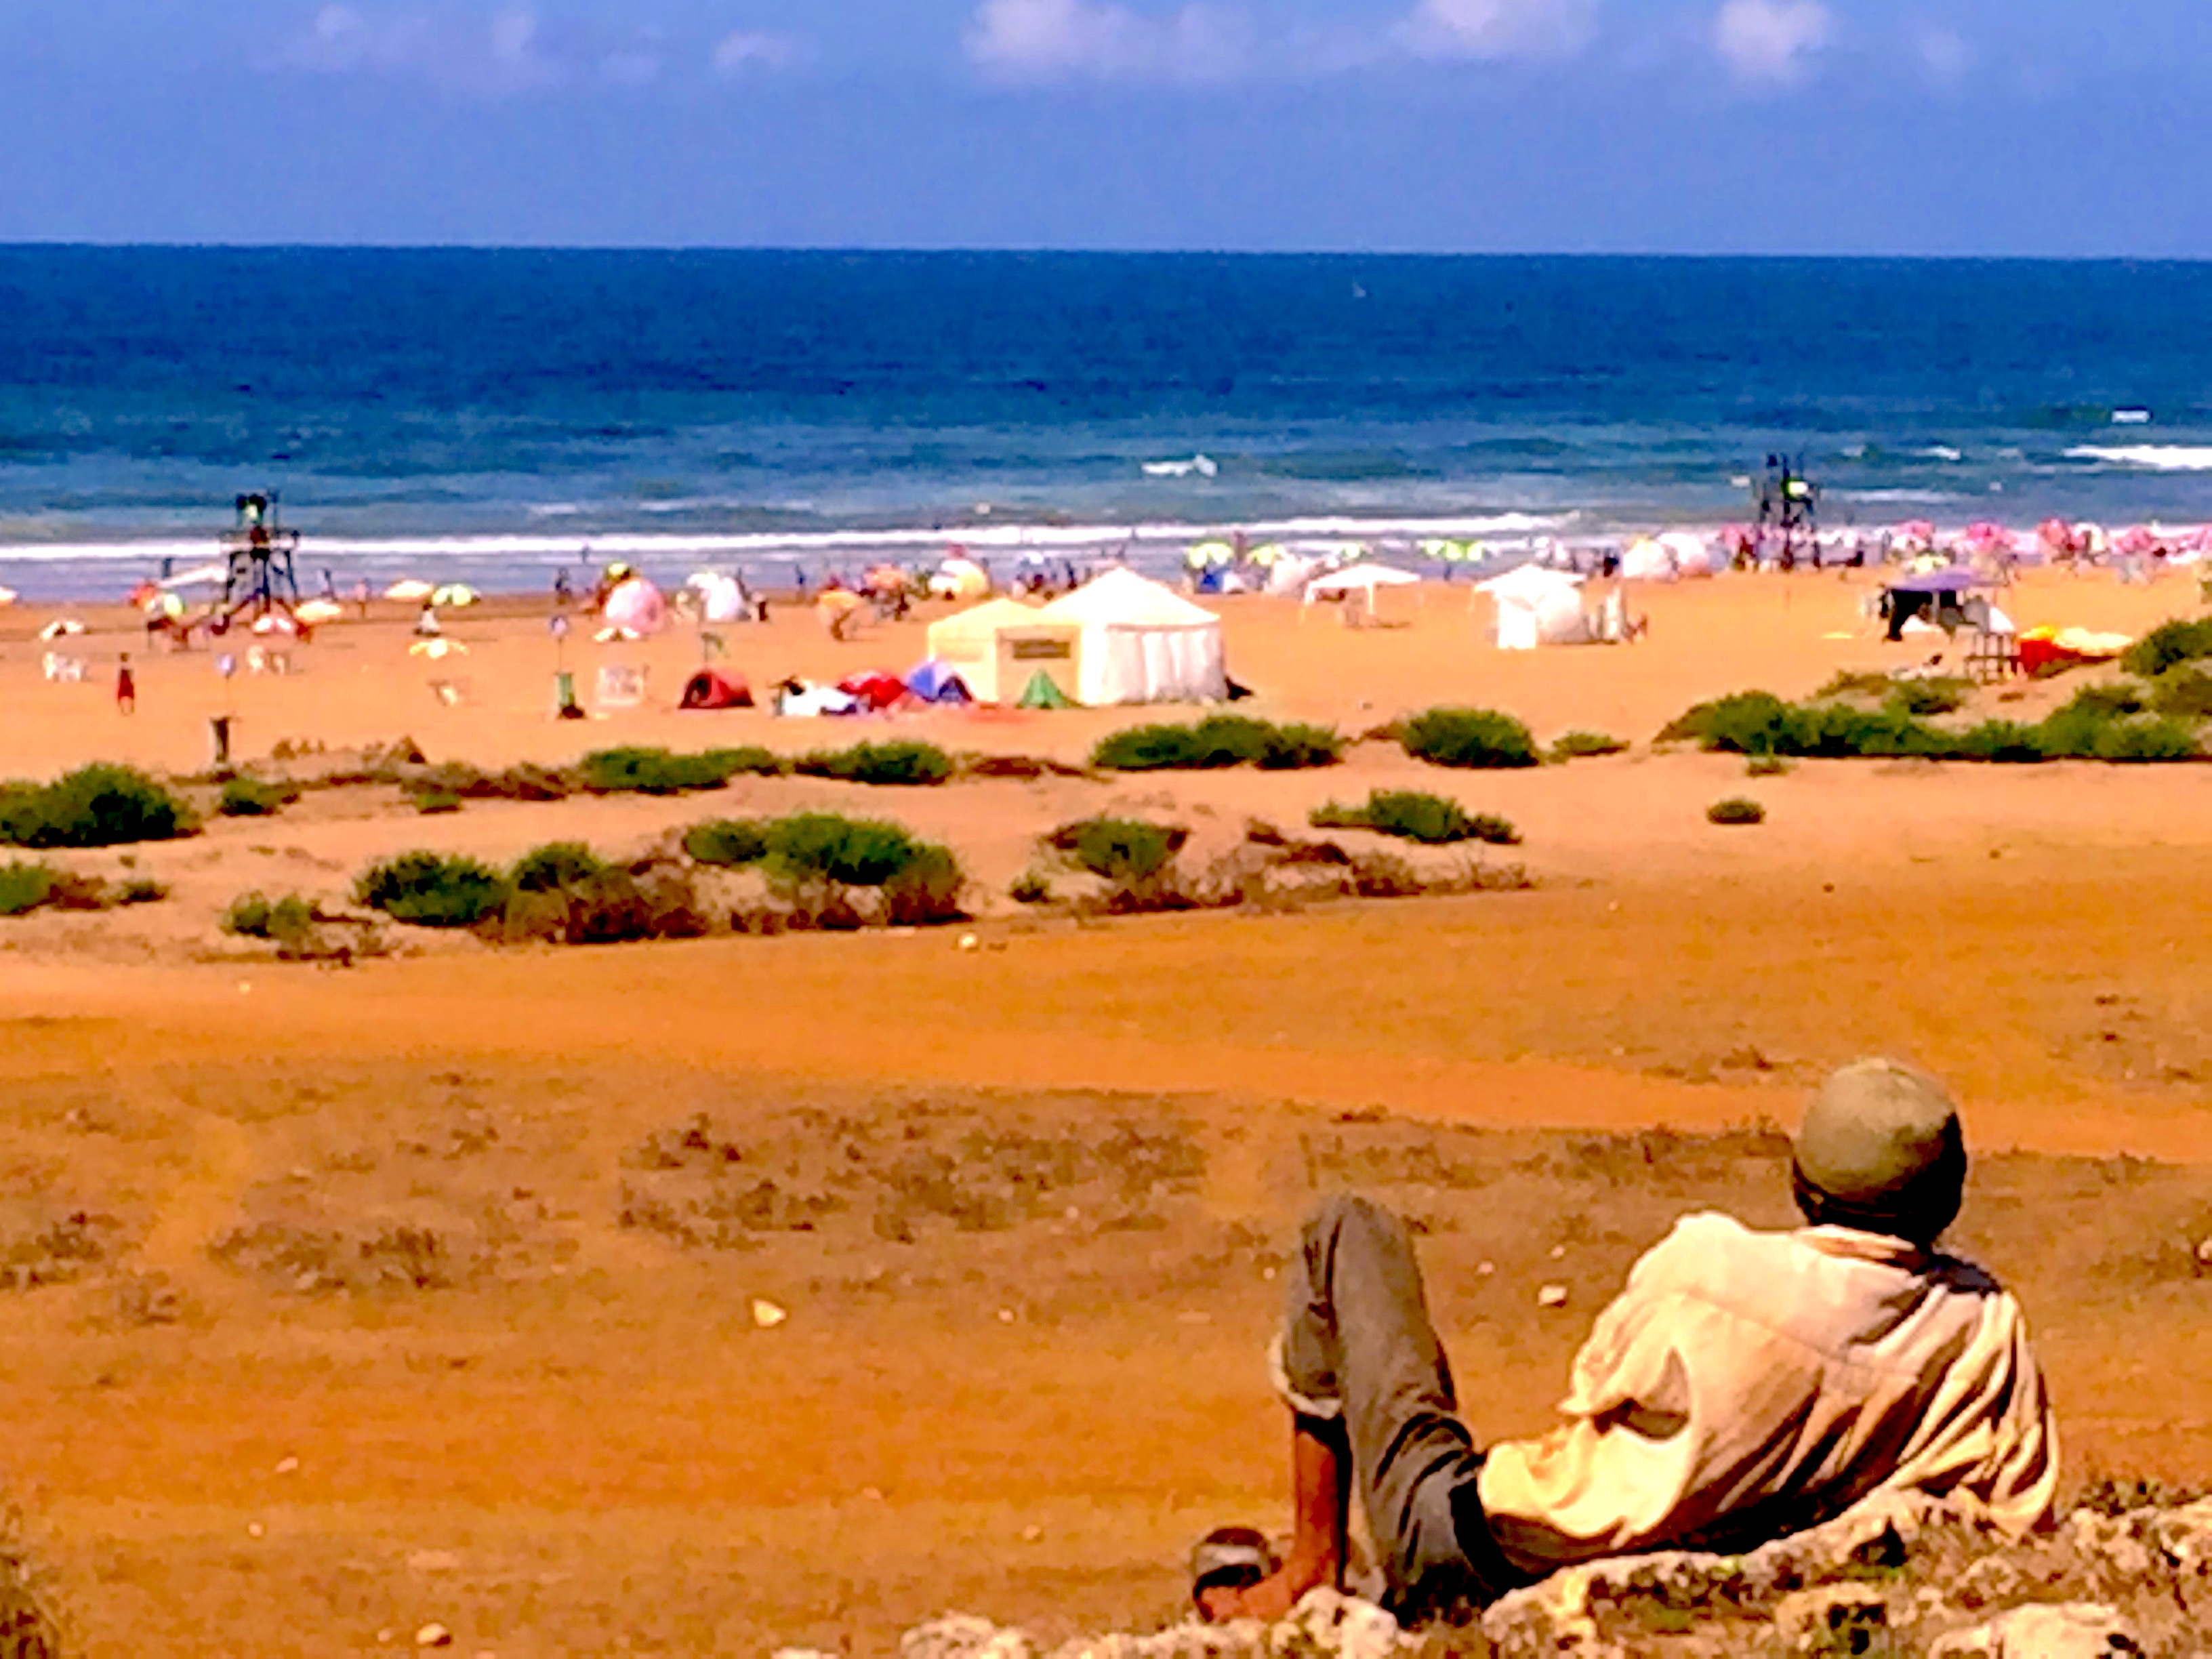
<box><xmin>2114</xmin><ymin>526</ymin><xmax>2160</xmax><ymax>558</ymax></box>
<box><xmin>1962</xmin><ymin>520</ymin><xmax>2016</xmax><ymax>552</ymax></box>
<box><xmin>602</xmin><ymin>577</ymin><xmax>669</xmax><ymax>635</ymax></box>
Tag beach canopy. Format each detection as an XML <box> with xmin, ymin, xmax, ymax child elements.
<box><xmin>432</xmin><ymin>583</ymin><xmax>479</xmax><ymax>608</ymax></box>
<box><xmin>385</xmin><ymin>579</ymin><xmax>434</xmax><ymax>602</ymax></box>
<box><xmin>679</xmin><ymin>668</ymin><xmax>754</xmax><ymax>710</ymax></box>
<box><xmin>930</xmin><ymin>556</ymin><xmax>991</xmax><ymax>602</ymax></box>
<box><xmin>1476</xmin><ymin>565</ymin><xmax>1587</xmax><ymax>651</ymax></box>
<box><xmin>296</xmin><ymin>598</ymin><xmax>344</xmax><ymax>624</ymax></box>
<box><xmin>924</xmin><ymin>597</ymin><xmax>1079</xmax><ymax>705</ymax></box>
<box><xmin>1305</xmin><ymin>565</ymin><xmax>1420</xmax><ymax>596</ymax></box>
<box><xmin>602</xmin><ymin>576</ymin><xmax>670</xmax><ymax>636</ymax></box>
<box><xmin>687</xmin><ymin>573</ymin><xmax>750</xmax><ymax>623</ymax></box>
<box><xmin>1036</xmin><ymin>568</ymin><xmax>1227</xmax><ymax>706</ymax></box>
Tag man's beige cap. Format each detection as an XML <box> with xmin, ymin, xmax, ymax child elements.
<box><xmin>1796</xmin><ymin>1057</ymin><xmax>1961</xmax><ymax>1204</ymax></box>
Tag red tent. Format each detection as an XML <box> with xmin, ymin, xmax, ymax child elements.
<box><xmin>837</xmin><ymin>670</ymin><xmax>909</xmax><ymax>712</ymax></box>
<box><xmin>680</xmin><ymin>669</ymin><xmax>754</xmax><ymax>710</ymax></box>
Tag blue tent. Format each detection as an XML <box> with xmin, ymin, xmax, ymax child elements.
<box><xmin>905</xmin><ymin>659</ymin><xmax>975</xmax><ymax>705</ymax></box>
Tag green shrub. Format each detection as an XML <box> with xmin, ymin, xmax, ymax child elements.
<box><xmin>554</xmin><ymin>868</ymin><xmax>710</xmax><ymax>945</ymax></box>
<box><xmin>1745</xmin><ymin>755</ymin><xmax>1793</xmax><ymax>777</ymax></box>
<box><xmin>1253</xmin><ymin>722</ymin><xmax>1345</xmax><ymax>771</ymax></box>
<box><xmin>701</xmin><ymin>746</ymin><xmax>788</xmax><ymax>779</ymax></box>
<box><xmin>1885</xmin><ymin>678</ymin><xmax>1972</xmax><ymax>718</ymax></box>
<box><xmin>0</xmin><ymin>861</ymin><xmax>56</xmax><ymax>917</ymax></box>
<box><xmin>218</xmin><ymin>776</ymin><xmax>300</xmax><ymax>818</ymax></box>
<box><xmin>413</xmin><ymin>790</ymin><xmax>463</xmax><ymax>816</ymax></box>
<box><xmin>762</xmin><ymin>814</ymin><xmax>933</xmax><ymax>888</ymax></box>
<box><xmin>1814</xmin><ymin>670</ymin><xmax>1899</xmax><ymax>701</ymax></box>
<box><xmin>683</xmin><ymin>819</ymin><xmax>773</xmax><ymax>868</ymax></box>
<box><xmin>881</xmin><ymin>844</ymin><xmax>968</xmax><ymax>926</ymax></box>
<box><xmin>577</xmin><ymin>747</ymin><xmax>737</xmax><ymax>796</ymax></box>
<box><xmin>2148</xmin><ymin>665</ymin><xmax>2212</xmax><ymax>721</ymax></box>
<box><xmin>2081</xmin><ymin>717</ymin><xmax>2201</xmax><ymax>763</ymax></box>
<box><xmin>222</xmin><ymin>891</ymin><xmax>317</xmax><ymax>944</ymax></box>
<box><xmin>510</xmin><ymin>842</ymin><xmax>608</xmax><ymax>893</ymax></box>
<box><xmin>1310</xmin><ymin>791</ymin><xmax>1519</xmax><ymax>846</ymax></box>
<box><xmin>2057</xmin><ymin>682</ymin><xmax>2151</xmax><ymax>721</ymax></box>
<box><xmin>0</xmin><ymin>764</ymin><xmax>194</xmax><ymax>849</ymax></box>
<box><xmin>1046</xmin><ymin>818</ymin><xmax>1191</xmax><ymax>884</ymax></box>
<box><xmin>1707</xmin><ymin>797</ymin><xmax>1767</xmax><ymax>826</ymax></box>
<box><xmin>355</xmin><ymin>852</ymin><xmax>508</xmax><ymax>929</ymax></box>
<box><xmin>1010</xmin><ymin>870</ymin><xmax>1055</xmax><ymax>905</ymax></box>
<box><xmin>793</xmin><ymin>741</ymin><xmax>955</xmax><ymax>787</ymax></box>
<box><xmin>1549</xmin><ymin>730</ymin><xmax>1629</xmax><ymax>761</ymax></box>
<box><xmin>1400</xmin><ymin>708</ymin><xmax>1541</xmax><ymax>770</ymax></box>
<box><xmin>1658</xmin><ymin>692</ymin><xmax>1794</xmax><ymax>755</ymax></box>
<box><xmin>2120</xmin><ymin>617</ymin><xmax>2212</xmax><ymax>679</ymax></box>
<box><xmin>1950</xmin><ymin>720</ymin><xmax>2045</xmax><ymax>764</ymax></box>
<box><xmin>115</xmin><ymin>876</ymin><xmax>167</xmax><ymax>905</ymax></box>
<box><xmin>1090</xmin><ymin>718</ymin><xmax>1341</xmax><ymax>773</ymax></box>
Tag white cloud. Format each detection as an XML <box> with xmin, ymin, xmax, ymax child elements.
<box><xmin>1913</xmin><ymin>24</ymin><xmax>1971</xmax><ymax>86</ymax></box>
<box><xmin>965</xmin><ymin>0</ymin><xmax>1249</xmax><ymax>83</ymax></box>
<box><xmin>1397</xmin><ymin>0</ymin><xmax>1597</xmax><ymax>62</ymax></box>
<box><xmin>1711</xmin><ymin>0</ymin><xmax>1831</xmax><ymax>85</ymax></box>
<box><xmin>713</xmin><ymin>30</ymin><xmax>804</xmax><ymax>74</ymax></box>
<box><xmin>287</xmin><ymin>4</ymin><xmax>430</xmax><ymax>73</ymax></box>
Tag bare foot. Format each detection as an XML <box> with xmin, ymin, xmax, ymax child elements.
<box><xmin>1197</xmin><ymin>1555</ymin><xmax>1332</xmax><ymax>1624</ymax></box>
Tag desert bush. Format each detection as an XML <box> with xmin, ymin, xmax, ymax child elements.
<box><xmin>1549</xmin><ymin>730</ymin><xmax>1629</xmax><ymax>761</ymax></box>
<box><xmin>1707</xmin><ymin>797</ymin><xmax>1767</xmax><ymax>826</ymax></box>
<box><xmin>1399</xmin><ymin>707</ymin><xmax>1541</xmax><ymax>770</ymax></box>
<box><xmin>1009</xmin><ymin>869</ymin><xmax>1055</xmax><ymax>905</ymax></box>
<box><xmin>2148</xmin><ymin>665</ymin><xmax>2212</xmax><ymax>721</ymax></box>
<box><xmin>218</xmin><ymin>776</ymin><xmax>299</xmax><ymax>817</ymax></box>
<box><xmin>510</xmin><ymin>842</ymin><xmax>607</xmax><ymax>893</ymax></box>
<box><xmin>115</xmin><ymin>876</ymin><xmax>167</xmax><ymax>905</ymax></box>
<box><xmin>577</xmin><ymin>747</ymin><xmax>737</xmax><ymax>796</ymax></box>
<box><xmin>1658</xmin><ymin>691</ymin><xmax>1793</xmax><ymax>754</ymax></box>
<box><xmin>2120</xmin><ymin>616</ymin><xmax>2212</xmax><ymax>678</ymax></box>
<box><xmin>2034</xmin><ymin>703</ymin><xmax>2201</xmax><ymax>762</ymax></box>
<box><xmin>1744</xmin><ymin>755</ymin><xmax>1793</xmax><ymax>777</ymax></box>
<box><xmin>355</xmin><ymin>852</ymin><xmax>507</xmax><ymax>928</ymax></box>
<box><xmin>0</xmin><ymin>862</ymin><xmax>56</xmax><ymax>918</ymax></box>
<box><xmin>1090</xmin><ymin>717</ymin><xmax>1340</xmax><ymax>773</ymax></box>
<box><xmin>793</xmin><ymin>740</ymin><xmax>955</xmax><ymax>787</ymax></box>
<box><xmin>880</xmin><ymin>844</ymin><xmax>968</xmax><ymax>926</ymax></box>
<box><xmin>413</xmin><ymin>789</ymin><xmax>463</xmax><ymax>815</ymax></box>
<box><xmin>0</xmin><ymin>763</ymin><xmax>194</xmax><ymax>849</ymax></box>
<box><xmin>683</xmin><ymin>819</ymin><xmax>773</xmax><ymax>868</ymax></box>
<box><xmin>552</xmin><ymin>867</ymin><xmax>712</xmax><ymax>946</ymax></box>
<box><xmin>222</xmin><ymin>891</ymin><xmax>318</xmax><ymax>945</ymax></box>
<box><xmin>1814</xmin><ymin>670</ymin><xmax>1899</xmax><ymax>701</ymax></box>
<box><xmin>1885</xmin><ymin>676</ymin><xmax>1972</xmax><ymax>717</ymax></box>
<box><xmin>764</xmin><ymin>813</ymin><xmax>935</xmax><ymax>888</ymax></box>
<box><xmin>701</xmin><ymin>746</ymin><xmax>788</xmax><ymax>779</ymax></box>
<box><xmin>1949</xmin><ymin>720</ymin><xmax>2045</xmax><ymax>764</ymax></box>
<box><xmin>1310</xmin><ymin>790</ymin><xmax>1519</xmax><ymax>846</ymax></box>
<box><xmin>2057</xmin><ymin>681</ymin><xmax>2151</xmax><ymax>721</ymax></box>
<box><xmin>1253</xmin><ymin>722</ymin><xmax>1345</xmax><ymax>771</ymax></box>
<box><xmin>1046</xmin><ymin>819</ymin><xmax>1190</xmax><ymax>884</ymax></box>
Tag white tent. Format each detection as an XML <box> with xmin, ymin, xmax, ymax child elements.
<box><xmin>924</xmin><ymin>597</ymin><xmax>1080</xmax><ymax>705</ymax></box>
<box><xmin>1036</xmin><ymin>568</ymin><xmax>1227</xmax><ymax>705</ymax></box>
<box><xmin>1477</xmin><ymin>564</ymin><xmax>1588</xmax><ymax>651</ymax></box>
<box><xmin>1305</xmin><ymin>565</ymin><xmax>1421</xmax><ymax>598</ymax></box>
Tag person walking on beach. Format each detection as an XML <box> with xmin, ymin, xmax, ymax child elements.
<box><xmin>115</xmin><ymin>653</ymin><xmax>136</xmax><ymax>715</ymax></box>
<box><xmin>1197</xmin><ymin>1059</ymin><xmax>2057</xmax><ymax>1624</ymax></box>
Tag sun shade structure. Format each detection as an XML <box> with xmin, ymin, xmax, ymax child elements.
<box><xmin>602</xmin><ymin>577</ymin><xmax>669</xmax><ymax>636</ymax></box>
<box><xmin>924</xmin><ymin>597</ymin><xmax>1080</xmax><ymax>705</ymax></box>
<box><xmin>1477</xmin><ymin>564</ymin><xmax>1589</xmax><ymax>650</ymax></box>
<box><xmin>1036</xmin><ymin>568</ymin><xmax>1227</xmax><ymax>705</ymax></box>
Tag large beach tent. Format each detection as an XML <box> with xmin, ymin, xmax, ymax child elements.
<box><xmin>1477</xmin><ymin>564</ymin><xmax>1589</xmax><ymax>651</ymax></box>
<box><xmin>603</xmin><ymin>577</ymin><xmax>670</xmax><ymax>636</ymax></box>
<box><xmin>924</xmin><ymin>597</ymin><xmax>1081</xmax><ymax>705</ymax></box>
<box><xmin>679</xmin><ymin>668</ymin><xmax>754</xmax><ymax>710</ymax></box>
<box><xmin>1036</xmin><ymin>568</ymin><xmax>1229</xmax><ymax>705</ymax></box>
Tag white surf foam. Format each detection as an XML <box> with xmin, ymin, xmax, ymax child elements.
<box><xmin>2068</xmin><ymin>445</ymin><xmax>2212</xmax><ymax>472</ymax></box>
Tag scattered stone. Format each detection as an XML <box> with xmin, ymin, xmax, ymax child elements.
<box><xmin>273</xmin><ymin>1456</ymin><xmax>300</xmax><ymax>1475</ymax></box>
<box><xmin>1927</xmin><ymin>1601</ymin><xmax>2142</xmax><ymax>1658</ymax></box>
<box><xmin>246</xmin><ymin>1522</ymin><xmax>264</xmax><ymax>1538</ymax></box>
<box><xmin>1951</xmin><ymin>1554</ymin><xmax>2026</xmax><ymax>1610</ymax></box>
<box><xmin>407</xmin><ymin>1550</ymin><xmax>462</xmax><ymax>1574</ymax></box>
<box><xmin>415</xmin><ymin>1624</ymin><xmax>453</xmax><ymax>1650</ymax></box>
<box><xmin>1536</xmin><ymin>1284</ymin><xmax>1569</xmax><ymax>1309</ymax></box>
<box><xmin>1774</xmin><ymin>1582</ymin><xmax>1887</xmax><ymax>1651</ymax></box>
<box><xmin>751</xmin><ymin>1298</ymin><xmax>788</xmax><ymax>1330</ymax></box>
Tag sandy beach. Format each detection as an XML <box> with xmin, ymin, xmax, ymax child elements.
<box><xmin>1</xmin><ymin>567</ymin><xmax>2209</xmax><ymax>1655</ymax></box>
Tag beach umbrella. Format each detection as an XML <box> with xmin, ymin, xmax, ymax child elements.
<box><xmin>432</xmin><ymin>583</ymin><xmax>479</xmax><ymax>609</ymax></box>
<box><xmin>2114</xmin><ymin>526</ymin><xmax>2160</xmax><ymax>558</ymax></box>
<box><xmin>0</xmin><ymin>587</ymin><xmax>16</xmax><ymax>608</ymax></box>
<box><xmin>385</xmin><ymin>579</ymin><xmax>434</xmax><ymax>602</ymax></box>
<box><xmin>37</xmin><ymin>618</ymin><xmax>87</xmax><ymax>640</ymax></box>
<box><xmin>1305</xmin><ymin>565</ymin><xmax>1421</xmax><ymax>595</ymax></box>
<box><xmin>1185</xmin><ymin>541</ymin><xmax>1235</xmax><ymax>569</ymax></box>
<box><xmin>251</xmin><ymin>613</ymin><xmax>299</xmax><ymax>636</ymax></box>
<box><xmin>409</xmin><ymin>638</ymin><xmax>467</xmax><ymax>659</ymax></box>
<box><xmin>296</xmin><ymin>598</ymin><xmax>344</xmax><ymax>625</ymax></box>
<box><xmin>144</xmin><ymin>592</ymin><xmax>187</xmax><ymax>621</ymax></box>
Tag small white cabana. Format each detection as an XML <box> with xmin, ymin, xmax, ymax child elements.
<box><xmin>1036</xmin><ymin>568</ymin><xmax>1227</xmax><ymax>705</ymax></box>
<box><xmin>1477</xmin><ymin>564</ymin><xmax>1589</xmax><ymax>650</ymax></box>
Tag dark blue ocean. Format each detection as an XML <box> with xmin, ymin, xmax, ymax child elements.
<box><xmin>3</xmin><ymin>248</ymin><xmax>2211</xmax><ymax>598</ymax></box>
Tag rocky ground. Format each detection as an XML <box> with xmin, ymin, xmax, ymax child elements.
<box><xmin>874</xmin><ymin>1493</ymin><xmax>2212</xmax><ymax>1658</ymax></box>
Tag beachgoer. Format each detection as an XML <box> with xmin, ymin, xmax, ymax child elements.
<box><xmin>352</xmin><ymin>579</ymin><xmax>371</xmax><ymax>619</ymax></box>
<box><xmin>415</xmin><ymin>601</ymin><xmax>441</xmax><ymax>638</ymax></box>
<box><xmin>115</xmin><ymin>654</ymin><xmax>136</xmax><ymax>715</ymax></box>
<box><xmin>1200</xmin><ymin>1059</ymin><xmax>2057</xmax><ymax>1625</ymax></box>
<box><xmin>554</xmin><ymin>567</ymin><xmax>574</xmax><ymax>607</ymax></box>
<box><xmin>319</xmin><ymin>568</ymin><xmax>336</xmax><ymax>601</ymax></box>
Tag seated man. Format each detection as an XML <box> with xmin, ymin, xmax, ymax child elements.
<box><xmin>1201</xmin><ymin>1059</ymin><xmax>2058</xmax><ymax>1624</ymax></box>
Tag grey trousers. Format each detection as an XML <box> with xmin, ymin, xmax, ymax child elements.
<box><xmin>1275</xmin><ymin>1195</ymin><xmax>1525</xmax><ymax>1618</ymax></box>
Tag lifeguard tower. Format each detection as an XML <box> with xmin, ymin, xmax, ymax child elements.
<box><xmin>218</xmin><ymin>491</ymin><xmax>304</xmax><ymax>623</ymax></box>
<box><xmin>1751</xmin><ymin>454</ymin><xmax>1818</xmax><ymax>568</ymax></box>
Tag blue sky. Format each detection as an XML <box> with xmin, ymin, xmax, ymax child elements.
<box><xmin>1</xmin><ymin>1</ymin><xmax>2207</xmax><ymax>253</ymax></box>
